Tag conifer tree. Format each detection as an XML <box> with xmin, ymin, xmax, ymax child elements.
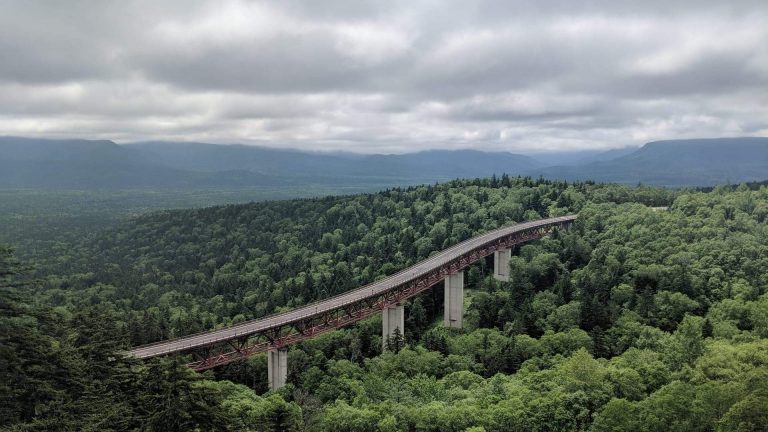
<box><xmin>385</xmin><ymin>327</ymin><xmax>405</xmax><ymax>353</ymax></box>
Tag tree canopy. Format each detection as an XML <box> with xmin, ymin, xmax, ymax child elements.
<box><xmin>2</xmin><ymin>177</ymin><xmax>767</xmax><ymax>430</ymax></box>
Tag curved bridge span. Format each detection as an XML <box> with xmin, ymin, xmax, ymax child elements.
<box><xmin>128</xmin><ymin>215</ymin><xmax>576</xmax><ymax>376</ymax></box>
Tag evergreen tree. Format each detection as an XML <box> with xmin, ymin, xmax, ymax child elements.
<box><xmin>406</xmin><ymin>298</ymin><xmax>428</xmax><ymax>343</ymax></box>
<box><xmin>139</xmin><ymin>358</ymin><xmax>229</xmax><ymax>432</ymax></box>
<box><xmin>0</xmin><ymin>246</ymin><xmax>77</xmax><ymax>427</ymax></box>
<box><xmin>385</xmin><ymin>327</ymin><xmax>405</xmax><ymax>353</ymax></box>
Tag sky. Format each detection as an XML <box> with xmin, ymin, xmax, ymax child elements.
<box><xmin>0</xmin><ymin>0</ymin><xmax>766</xmax><ymax>154</ymax></box>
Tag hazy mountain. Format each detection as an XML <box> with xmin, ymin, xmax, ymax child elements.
<box><xmin>0</xmin><ymin>137</ymin><xmax>289</xmax><ymax>189</ymax></box>
<box><xmin>528</xmin><ymin>147</ymin><xmax>639</xmax><ymax>166</ymax></box>
<box><xmin>126</xmin><ymin>141</ymin><xmax>541</xmax><ymax>181</ymax></box>
<box><xmin>356</xmin><ymin>150</ymin><xmax>542</xmax><ymax>179</ymax></box>
<box><xmin>126</xmin><ymin>141</ymin><xmax>355</xmax><ymax>176</ymax></box>
<box><xmin>1</xmin><ymin>137</ymin><xmax>540</xmax><ymax>189</ymax></box>
<box><xmin>532</xmin><ymin>137</ymin><xmax>768</xmax><ymax>187</ymax></box>
<box><xmin>2</xmin><ymin>136</ymin><xmax>766</xmax><ymax>189</ymax></box>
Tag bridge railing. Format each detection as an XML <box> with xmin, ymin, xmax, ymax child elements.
<box><xmin>127</xmin><ymin>215</ymin><xmax>576</xmax><ymax>358</ymax></box>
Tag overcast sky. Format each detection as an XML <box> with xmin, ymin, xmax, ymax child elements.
<box><xmin>0</xmin><ymin>0</ymin><xmax>766</xmax><ymax>153</ymax></box>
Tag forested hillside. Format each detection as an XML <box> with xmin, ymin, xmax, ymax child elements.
<box><xmin>31</xmin><ymin>177</ymin><xmax>672</xmax><ymax>342</ymax></box>
<box><xmin>0</xmin><ymin>186</ymin><xmax>387</xmax><ymax>263</ymax></box>
<box><xmin>3</xmin><ymin>178</ymin><xmax>767</xmax><ymax>431</ymax></box>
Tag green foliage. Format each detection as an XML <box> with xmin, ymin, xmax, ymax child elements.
<box><xmin>385</xmin><ymin>327</ymin><xmax>405</xmax><ymax>353</ymax></box>
<box><xmin>20</xmin><ymin>178</ymin><xmax>672</xmax><ymax>347</ymax></box>
<box><xmin>3</xmin><ymin>178</ymin><xmax>768</xmax><ymax>430</ymax></box>
<box><xmin>0</xmin><ymin>246</ymin><xmax>300</xmax><ymax>431</ymax></box>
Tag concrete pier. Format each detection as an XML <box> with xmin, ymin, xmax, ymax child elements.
<box><xmin>444</xmin><ymin>271</ymin><xmax>464</xmax><ymax>328</ymax></box>
<box><xmin>493</xmin><ymin>249</ymin><xmax>511</xmax><ymax>282</ymax></box>
<box><xmin>382</xmin><ymin>303</ymin><xmax>405</xmax><ymax>349</ymax></box>
<box><xmin>267</xmin><ymin>348</ymin><xmax>288</xmax><ymax>390</ymax></box>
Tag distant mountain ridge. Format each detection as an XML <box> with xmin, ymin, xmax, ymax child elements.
<box><xmin>0</xmin><ymin>136</ymin><xmax>288</xmax><ymax>189</ymax></box>
<box><xmin>126</xmin><ymin>141</ymin><xmax>541</xmax><ymax>180</ymax></box>
<box><xmin>0</xmin><ymin>137</ymin><xmax>541</xmax><ymax>189</ymax></box>
<box><xmin>532</xmin><ymin>137</ymin><xmax>768</xmax><ymax>187</ymax></box>
<box><xmin>1</xmin><ymin>136</ymin><xmax>766</xmax><ymax>189</ymax></box>
<box><xmin>525</xmin><ymin>147</ymin><xmax>639</xmax><ymax>166</ymax></box>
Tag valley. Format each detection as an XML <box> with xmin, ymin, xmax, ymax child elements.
<box><xmin>2</xmin><ymin>1</ymin><xmax>766</xmax><ymax>429</ymax></box>
<box><xmin>3</xmin><ymin>177</ymin><xmax>766</xmax><ymax>430</ymax></box>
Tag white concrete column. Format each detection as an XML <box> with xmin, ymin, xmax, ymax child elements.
<box><xmin>493</xmin><ymin>249</ymin><xmax>511</xmax><ymax>282</ymax></box>
<box><xmin>444</xmin><ymin>271</ymin><xmax>464</xmax><ymax>328</ymax></box>
<box><xmin>382</xmin><ymin>303</ymin><xmax>405</xmax><ymax>350</ymax></box>
<box><xmin>267</xmin><ymin>348</ymin><xmax>288</xmax><ymax>390</ymax></box>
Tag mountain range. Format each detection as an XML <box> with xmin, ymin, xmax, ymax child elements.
<box><xmin>531</xmin><ymin>137</ymin><xmax>768</xmax><ymax>187</ymax></box>
<box><xmin>0</xmin><ymin>136</ymin><xmax>766</xmax><ymax>189</ymax></box>
<box><xmin>127</xmin><ymin>141</ymin><xmax>542</xmax><ymax>182</ymax></box>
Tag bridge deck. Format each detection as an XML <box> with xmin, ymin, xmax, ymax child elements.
<box><xmin>128</xmin><ymin>215</ymin><xmax>576</xmax><ymax>359</ymax></box>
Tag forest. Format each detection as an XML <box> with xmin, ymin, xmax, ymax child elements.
<box><xmin>2</xmin><ymin>176</ymin><xmax>767</xmax><ymax>431</ymax></box>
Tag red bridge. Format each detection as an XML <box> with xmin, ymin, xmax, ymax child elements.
<box><xmin>127</xmin><ymin>215</ymin><xmax>576</xmax><ymax>388</ymax></box>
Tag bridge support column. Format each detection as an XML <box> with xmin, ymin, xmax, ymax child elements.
<box><xmin>267</xmin><ymin>348</ymin><xmax>288</xmax><ymax>390</ymax></box>
<box><xmin>444</xmin><ymin>271</ymin><xmax>464</xmax><ymax>328</ymax></box>
<box><xmin>382</xmin><ymin>303</ymin><xmax>405</xmax><ymax>350</ymax></box>
<box><xmin>493</xmin><ymin>249</ymin><xmax>511</xmax><ymax>282</ymax></box>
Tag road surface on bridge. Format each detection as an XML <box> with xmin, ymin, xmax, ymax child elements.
<box><xmin>128</xmin><ymin>215</ymin><xmax>576</xmax><ymax>360</ymax></box>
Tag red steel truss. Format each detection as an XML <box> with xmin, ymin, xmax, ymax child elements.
<box><xmin>127</xmin><ymin>216</ymin><xmax>576</xmax><ymax>371</ymax></box>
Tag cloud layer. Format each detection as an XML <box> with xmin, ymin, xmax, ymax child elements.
<box><xmin>1</xmin><ymin>0</ymin><xmax>766</xmax><ymax>153</ymax></box>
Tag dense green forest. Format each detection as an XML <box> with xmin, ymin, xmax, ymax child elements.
<box><xmin>0</xmin><ymin>186</ymin><xmax>386</xmax><ymax>263</ymax></box>
<box><xmin>2</xmin><ymin>177</ymin><xmax>767</xmax><ymax>431</ymax></box>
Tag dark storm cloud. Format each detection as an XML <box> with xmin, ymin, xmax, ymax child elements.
<box><xmin>0</xmin><ymin>0</ymin><xmax>765</xmax><ymax>153</ymax></box>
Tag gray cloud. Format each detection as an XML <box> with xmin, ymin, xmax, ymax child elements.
<box><xmin>0</xmin><ymin>0</ymin><xmax>766</xmax><ymax>153</ymax></box>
